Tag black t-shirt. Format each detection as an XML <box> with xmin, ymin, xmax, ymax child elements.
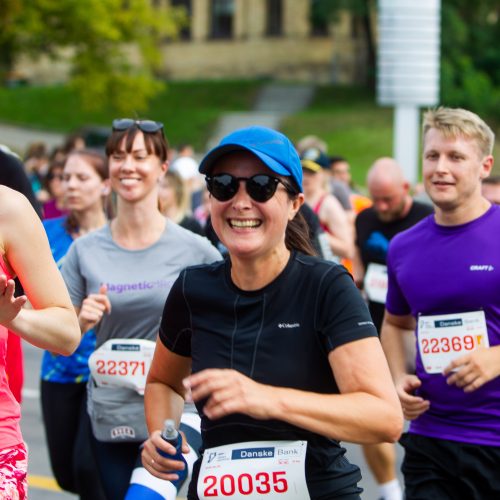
<box><xmin>355</xmin><ymin>201</ymin><xmax>433</xmax><ymax>330</ymax></box>
<box><xmin>178</xmin><ymin>215</ymin><xmax>204</xmax><ymax>236</ymax></box>
<box><xmin>160</xmin><ymin>251</ymin><xmax>377</xmax><ymax>498</ymax></box>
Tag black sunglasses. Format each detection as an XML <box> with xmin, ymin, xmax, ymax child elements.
<box><xmin>205</xmin><ymin>173</ymin><xmax>294</xmax><ymax>203</ymax></box>
<box><xmin>112</xmin><ymin>118</ymin><xmax>164</xmax><ymax>134</ymax></box>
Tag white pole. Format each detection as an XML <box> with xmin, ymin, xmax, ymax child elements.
<box><xmin>393</xmin><ymin>105</ymin><xmax>420</xmax><ymax>185</ymax></box>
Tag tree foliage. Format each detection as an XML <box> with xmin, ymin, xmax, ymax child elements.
<box><xmin>441</xmin><ymin>0</ymin><xmax>500</xmax><ymax>124</ymax></box>
<box><xmin>0</xmin><ymin>0</ymin><xmax>187</xmax><ymax>113</ymax></box>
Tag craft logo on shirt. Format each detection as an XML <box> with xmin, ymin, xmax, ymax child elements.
<box><xmin>469</xmin><ymin>264</ymin><xmax>494</xmax><ymax>271</ymax></box>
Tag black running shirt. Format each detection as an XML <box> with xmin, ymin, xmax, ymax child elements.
<box><xmin>159</xmin><ymin>252</ymin><xmax>377</xmax><ymax>499</ymax></box>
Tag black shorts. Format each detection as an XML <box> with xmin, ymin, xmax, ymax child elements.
<box><xmin>400</xmin><ymin>433</ymin><xmax>500</xmax><ymax>500</ymax></box>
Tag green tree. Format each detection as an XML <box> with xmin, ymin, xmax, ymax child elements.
<box><xmin>0</xmin><ymin>0</ymin><xmax>187</xmax><ymax>113</ymax></box>
<box><xmin>441</xmin><ymin>0</ymin><xmax>500</xmax><ymax>124</ymax></box>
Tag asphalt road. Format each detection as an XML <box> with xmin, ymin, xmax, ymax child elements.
<box><xmin>21</xmin><ymin>343</ymin><xmax>405</xmax><ymax>500</ymax></box>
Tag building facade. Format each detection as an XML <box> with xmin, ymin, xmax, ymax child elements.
<box><xmin>15</xmin><ymin>0</ymin><xmax>369</xmax><ymax>84</ymax></box>
<box><xmin>162</xmin><ymin>0</ymin><xmax>368</xmax><ymax>83</ymax></box>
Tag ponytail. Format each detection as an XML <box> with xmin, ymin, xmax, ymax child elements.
<box><xmin>285</xmin><ymin>210</ymin><xmax>317</xmax><ymax>256</ymax></box>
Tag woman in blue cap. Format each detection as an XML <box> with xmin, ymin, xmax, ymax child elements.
<box><xmin>142</xmin><ymin>126</ymin><xmax>403</xmax><ymax>499</ymax></box>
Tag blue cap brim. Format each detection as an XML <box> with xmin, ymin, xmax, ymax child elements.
<box><xmin>199</xmin><ymin>144</ymin><xmax>292</xmax><ymax>178</ymax></box>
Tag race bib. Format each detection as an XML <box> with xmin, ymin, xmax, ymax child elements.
<box><xmin>364</xmin><ymin>263</ymin><xmax>388</xmax><ymax>304</ymax></box>
<box><xmin>198</xmin><ymin>441</ymin><xmax>310</xmax><ymax>500</ymax></box>
<box><xmin>88</xmin><ymin>339</ymin><xmax>155</xmax><ymax>395</ymax></box>
<box><xmin>418</xmin><ymin>311</ymin><xmax>490</xmax><ymax>374</ymax></box>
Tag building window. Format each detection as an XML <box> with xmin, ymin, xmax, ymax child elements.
<box><xmin>266</xmin><ymin>0</ymin><xmax>282</xmax><ymax>36</ymax></box>
<box><xmin>211</xmin><ymin>0</ymin><xmax>234</xmax><ymax>39</ymax></box>
<box><xmin>171</xmin><ymin>0</ymin><xmax>192</xmax><ymax>39</ymax></box>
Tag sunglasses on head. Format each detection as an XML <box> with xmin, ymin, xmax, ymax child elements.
<box><xmin>112</xmin><ymin>118</ymin><xmax>164</xmax><ymax>134</ymax></box>
<box><xmin>205</xmin><ymin>173</ymin><xmax>294</xmax><ymax>203</ymax></box>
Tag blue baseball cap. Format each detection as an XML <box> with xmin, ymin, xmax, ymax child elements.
<box><xmin>199</xmin><ymin>126</ymin><xmax>303</xmax><ymax>192</ymax></box>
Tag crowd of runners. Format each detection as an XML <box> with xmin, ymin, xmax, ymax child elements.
<box><xmin>0</xmin><ymin>106</ymin><xmax>498</xmax><ymax>500</ymax></box>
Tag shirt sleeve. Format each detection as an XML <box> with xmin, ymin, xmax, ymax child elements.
<box><xmin>201</xmin><ymin>239</ymin><xmax>223</xmax><ymax>264</ymax></box>
<box><xmin>316</xmin><ymin>266</ymin><xmax>378</xmax><ymax>351</ymax></box>
<box><xmin>60</xmin><ymin>241</ymin><xmax>87</xmax><ymax>308</ymax></box>
<box><xmin>158</xmin><ymin>270</ymin><xmax>192</xmax><ymax>357</ymax></box>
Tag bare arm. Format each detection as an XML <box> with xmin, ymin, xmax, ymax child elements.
<box><xmin>320</xmin><ymin>195</ymin><xmax>355</xmax><ymax>259</ymax></box>
<box><xmin>381</xmin><ymin>311</ymin><xmax>429</xmax><ymax>420</ymax></box>
<box><xmin>187</xmin><ymin>337</ymin><xmax>403</xmax><ymax>444</ymax></box>
<box><xmin>0</xmin><ymin>187</ymin><xmax>79</xmax><ymax>355</ymax></box>
<box><xmin>351</xmin><ymin>247</ymin><xmax>365</xmax><ymax>289</ymax></box>
<box><xmin>142</xmin><ymin>339</ymin><xmax>191</xmax><ymax>480</ymax></box>
<box><xmin>380</xmin><ymin>311</ymin><xmax>415</xmax><ymax>381</ymax></box>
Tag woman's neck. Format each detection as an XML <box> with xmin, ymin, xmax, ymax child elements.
<box><xmin>71</xmin><ymin>206</ymin><xmax>106</xmax><ymax>237</ymax></box>
<box><xmin>111</xmin><ymin>199</ymin><xmax>166</xmax><ymax>249</ymax></box>
<box><xmin>230</xmin><ymin>246</ymin><xmax>291</xmax><ymax>291</ymax></box>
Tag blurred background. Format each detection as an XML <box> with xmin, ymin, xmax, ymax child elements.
<box><xmin>1</xmin><ymin>0</ymin><xmax>499</xmax><ymax>183</ymax></box>
<box><xmin>1</xmin><ymin>1</ymin><xmax>499</xmax><ymax>498</ymax></box>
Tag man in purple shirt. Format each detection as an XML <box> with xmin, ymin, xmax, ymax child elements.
<box><xmin>381</xmin><ymin>107</ymin><xmax>500</xmax><ymax>499</ymax></box>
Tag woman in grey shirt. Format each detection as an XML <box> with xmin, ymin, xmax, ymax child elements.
<box><xmin>62</xmin><ymin>119</ymin><xmax>221</xmax><ymax>499</ymax></box>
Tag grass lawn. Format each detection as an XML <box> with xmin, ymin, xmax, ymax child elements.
<box><xmin>0</xmin><ymin>80</ymin><xmax>261</xmax><ymax>151</ymax></box>
<box><xmin>1</xmin><ymin>81</ymin><xmax>498</xmax><ymax>183</ymax></box>
<box><xmin>283</xmin><ymin>85</ymin><xmax>500</xmax><ymax>183</ymax></box>
<box><xmin>282</xmin><ymin>86</ymin><xmax>394</xmax><ymax>186</ymax></box>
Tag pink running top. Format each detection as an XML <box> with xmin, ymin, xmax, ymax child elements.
<box><xmin>0</xmin><ymin>255</ymin><xmax>22</xmax><ymax>450</ymax></box>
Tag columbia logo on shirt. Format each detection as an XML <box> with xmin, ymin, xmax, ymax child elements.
<box><xmin>469</xmin><ymin>265</ymin><xmax>494</xmax><ymax>271</ymax></box>
<box><xmin>278</xmin><ymin>323</ymin><xmax>300</xmax><ymax>329</ymax></box>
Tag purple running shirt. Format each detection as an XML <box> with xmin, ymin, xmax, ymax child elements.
<box><xmin>386</xmin><ymin>204</ymin><xmax>500</xmax><ymax>446</ymax></box>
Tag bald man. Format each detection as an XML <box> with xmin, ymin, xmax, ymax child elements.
<box><xmin>353</xmin><ymin>158</ymin><xmax>433</xmax><ymax>500</ymax></box>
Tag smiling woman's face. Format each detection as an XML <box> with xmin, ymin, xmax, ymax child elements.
<box><xmin>108</xmin><ymin>132</ymin><xmax>166</xmax><ymax>203</ymax></box>
<box><xmin>209</xmin><ymin>151</ymin><xmax>301</xmax><ymax>263</ymax></box>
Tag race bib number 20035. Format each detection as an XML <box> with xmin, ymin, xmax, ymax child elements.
<box><xmin>198</xmin><ymin>440</ymin><xmax>310</xmax><ymax>500</ymax></box>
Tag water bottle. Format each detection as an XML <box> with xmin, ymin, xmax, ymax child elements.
<box><xmin>158</xmin><ymin>419</ymin><xmax>188</xmax><ymax>491</ymax></box>
<box><xmin>123</xmin><ymin>420</ymin><xmax>187</xmax><ymax>499</ymax></box>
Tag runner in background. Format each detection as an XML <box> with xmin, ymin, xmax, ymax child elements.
<box><xmin>353</xmin><ymin>157</ymin><xmax>433</xmax><ymax>500</ymax></box>
<box><xmin>158</xmin><ymin>170</ymin><xmax>204</xmax><ymax>236</ymax></box>
<box><xmin>61</xmin><ymin>119</ymin><xmax>221</xmax><ymax>500</ymax></box>
<box><xmin>141</xmin><ymin>126</ymin><xmax>402</xmax><ymax>499</ymax></box>
<box><xmin>301</xmin><ymin>153</ymin><xmax>354</xmax><ymax>261</ymax></box>
<box><xmin>328</xmin><ymin>154</ymin><xmax>372</xmax><ymax>274</ymax></box>
<box><xmin>41</xmin><ymin>149</ymin><xmax>110</xmax><ymax>499</ymax></box>
<box><xmin>381</xmin><ymin>107</ymin><xmax>500</xmax><ymax>499</ymax></box>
